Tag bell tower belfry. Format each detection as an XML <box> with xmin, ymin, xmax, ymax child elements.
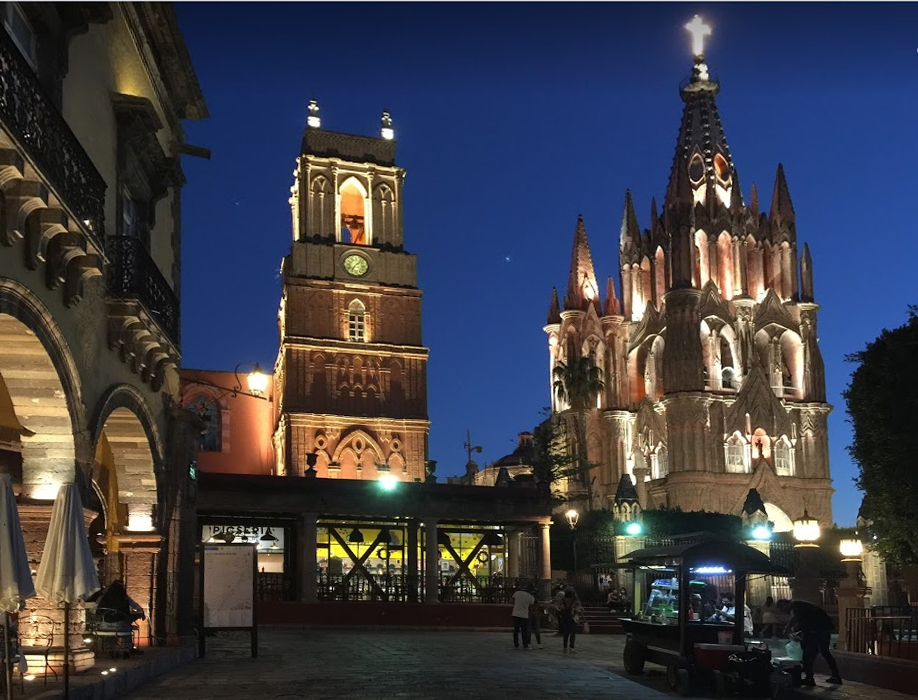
<box><xmin>274</xmin><ymin>103</ymin><xmax>429</xmax><ymax>482</ymax></box>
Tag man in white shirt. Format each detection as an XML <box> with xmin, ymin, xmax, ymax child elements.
<box><xmin>718</xmin><ymin>592</ymin><xmax>754</xmax><ymax>636</ymax></box>
<box><xmin>511</xmin><ymin>584</ymin><xmax>536</xmax><ymax>649</ymax></box>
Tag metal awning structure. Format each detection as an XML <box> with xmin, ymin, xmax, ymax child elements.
<box><xmin>619</xmin><ymin>536</ymin><xmax>788</xmax><ymax>575</ymax></box>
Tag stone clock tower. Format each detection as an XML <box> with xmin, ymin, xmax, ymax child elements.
<box><xmin>273</xmin><ymin>102</ymin><xmax>429</xmax><ymax>482</ymax></box>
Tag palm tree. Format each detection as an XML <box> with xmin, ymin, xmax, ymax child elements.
<box><xmin>552</xmin><ymin>355</ymin><xmax>604</xmax><ymax>508</ymax></box>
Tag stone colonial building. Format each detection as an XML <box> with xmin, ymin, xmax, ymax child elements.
<box><xmin>0</xmin><ymin>2</ymin><xmax>205</xmax><ymax>665</ymax></box>
<box><xmin>272</xmin><ymin>103</ymin><xmax>429</xmax><ymax>482</ymax></box>
<box><xmin>545</xmin><ymin>39</ymin><xmax>833</xmax><ymax>530</ymax></box>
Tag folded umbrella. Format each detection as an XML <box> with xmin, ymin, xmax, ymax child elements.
<box><xmin>34</xmin><ymin>483</ymin><xmax>99</xmax><ymax>699</ymax></box>
<box><xmin>0</xmin><ymin>473</ymin><xmax>36</xmax><ymax>700</ymax></box>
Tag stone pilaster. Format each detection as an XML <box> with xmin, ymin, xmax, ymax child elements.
<box><xmin>113</xmin><ymin>533</ymin><xmax>162</xmax><ymax>646</ymax></box>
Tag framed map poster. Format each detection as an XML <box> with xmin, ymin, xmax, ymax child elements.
<box><xmin>199</xmin><ymin>543</ymin><xmax>258</xmax><ymax>657</ymax></box>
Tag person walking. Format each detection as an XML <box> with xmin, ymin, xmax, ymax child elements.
<box><xmin>558</xmin><ymin>588</ymin><xmax>584</xmax><ymax>654</ymax></box>
<box><xmin>785</xmin><ymin>599</ymin><xmax>842</xmax><ymax>686</ymax></box>
<box><xmin>511</xmin><ymin>583</ymin><xmax>535</xmax><ymax>649</ymax></box>
<box><xmin>552</xmin><ymin>585</ymin><xmax>566</xmax><ymax>635</ymax></box>
<box><xmin>761</xmin><ymin>596</ymin><xmax>778</xmax><ymax>638</ymax></box>
<box><xmin>527</xmin><ymin>584</ymin><xmax>543</xmax><ymax>649</ymax></box>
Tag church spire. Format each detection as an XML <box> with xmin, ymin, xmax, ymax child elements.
<box><xmin>769</xmin><ymin>163</ymin><xmax>797</xmax><ymax>243</ymax></box>
<box><xmin>604</xmin><ymin>277</ymin><xmax>621</xmax><ymax>316</ymax></box>
<box><xmin>564</xmin><ymin>215</ymin><xmax>600</xmax><ymax>312</ymax></box>
<box><xmin>666</xmin><ymin>15</ymin><xmax>736</xmax><ymax>216</ymax></box>
<box><xmin>547</xmin><ymin>287</ymin><xmax>561</xmax><ymax>324</ymax></box>
<box><xmin>620</xmin><ymin>190</ymin><xmax>642</xmax><ymax>264</ymax></box>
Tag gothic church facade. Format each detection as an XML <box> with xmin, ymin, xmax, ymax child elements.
<box><xmin>545</xmin><ymin>40</ymin><xmax>833</xmax><ymax>529</ymax></box>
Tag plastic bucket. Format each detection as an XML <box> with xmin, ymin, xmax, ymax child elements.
<box><xmin>717</xmin><ymin>630</ymin><xmax>733</xmax><ymax>645</ymax></box>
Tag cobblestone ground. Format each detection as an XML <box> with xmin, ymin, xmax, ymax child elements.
<box><xmin>122</xmin><ymin>627</ymin><xmax>672</xmax><ymax>700</ymax></box>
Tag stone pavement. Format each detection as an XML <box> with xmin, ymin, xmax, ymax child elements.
<box><xmin>122</xmin><ymin>628</ymin><xmax>671</xmax><ymax>700</ymax></box>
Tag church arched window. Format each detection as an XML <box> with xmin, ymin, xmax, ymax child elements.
<box><xmin>724</xmin><ymin>433</ymin><xmax>748</xmax><ymax>474</ymax></box>
<box><xmin>189</xmin><ymin>397</ymin><xmax>221</xmax><ymax>452</ymax></box>
<box><xmin>339</xmin><ymin>177</ymin><xmax>368</xmax><ymax>245</ymax></box>
<box><xmin>774</xmin><ymin>437</ymin><xmax>794</xmax><ymax>476</ymax></box>
<box><xmin>652</xmin><ymin>444</ymin><xmax>669</xmax><ymax>479</ymax></box>
<box><xmin>348</xmin><ymin>299</ymin><xmax>366</xmax><ymax>343</ymax></box>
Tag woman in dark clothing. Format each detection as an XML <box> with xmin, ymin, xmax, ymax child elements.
<box><xmin>558</xmin><ymin>589</ymin><xmax>583</xmax><ymax>654</ymax></box>
<box><xmin>97</xmin><ymin>580</ymin><xmax>145</xmax><ymax>624</ymax></box>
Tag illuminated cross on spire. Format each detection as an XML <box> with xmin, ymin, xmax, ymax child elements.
<box><xmin>685</xmin><ymin>14</ymin><xmax>711</xmax><ymax>59</ymax></box>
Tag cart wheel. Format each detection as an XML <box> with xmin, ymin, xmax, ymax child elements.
<box><xmin>676</xmin><ymin>668</ymin><xmax>692</xmax><ymax>697</ymax></box>
<box><xmin>666</xmin><ymin>663</ymin><xmax>680</xmax><ymax>690</ymax></box>
<box><xmin>623</xmin><ymin>640</ymin><xmax>645</xmax><ymax>675</ymax></box>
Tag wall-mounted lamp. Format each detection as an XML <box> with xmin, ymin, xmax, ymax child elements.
<box><xmin>565</xmin><ymin>509</ymin><xmax>579</xmax><ymax>530</ymax></box>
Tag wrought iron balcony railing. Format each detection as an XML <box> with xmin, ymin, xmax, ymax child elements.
<box><xmin>106</xmin><ymin>236</ymin><xmax>180</xmax><ymax>347</ymax></box>
<box><xmin>0</xmin><ymin>27</ymin><xmax>106</xmax><ymax>243</ymax></box>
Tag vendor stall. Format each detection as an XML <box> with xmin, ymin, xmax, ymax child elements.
<box><xmin>618</xmin><ymin>536</ymin><xmax>788</xmax><ymax>697</ymax></box>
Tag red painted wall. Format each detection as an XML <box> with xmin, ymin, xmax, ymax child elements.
<box><xmin>181</xmin><ymin>368</ymin><xmax>275</xmax><ymax>476</ymax></box>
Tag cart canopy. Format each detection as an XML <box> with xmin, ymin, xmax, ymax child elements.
<box><xmin>618</xmin><ymin>538</ymin><xmax>788</xmax><ymax>575</ymax></box>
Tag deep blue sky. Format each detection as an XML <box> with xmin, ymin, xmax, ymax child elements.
<box><xmin>175</xmin><ymin>3</ymin><xmax>918</xmax><ymax>526</ymax></box>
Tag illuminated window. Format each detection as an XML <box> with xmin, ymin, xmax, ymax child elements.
<box><xmin>3</xmin><ymin>4</ymin><xmax>37</xmax><ymax>70</ymax></box>
<box><xmin>348</xmin><ymin>299</ymin><xmax>366</xmax><ymax>343</ymax></box>
<box><xmin>190</xmin><ymin>397</ymin><xmax>221</xmax><ymax>452</ymax></box>
<box><xmin>725</xmin><ymin>435</ymin><xmax>748</xmax><ymax>474</ymax></box>
<box><xmin>340</xmin><ymin>179</ymin><xmax>367</xmax><ymax>245</ymax></box>
<box><xmin>774</xmin><ymin>438</ymin><xmax>794</xmax><ymax>476</ymax></box>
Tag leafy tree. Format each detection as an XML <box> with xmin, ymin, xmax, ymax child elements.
<box><xmin>531</xmin><ymin>412</ymin><xmax>581</xmax><ymax>505</ymax></box>
<box><xmin>551</xmin><ymin>356</ymin><xmax>604</xmax><ymax>508</ymax></box>
<box><xmin>844</xmin><ymin>307</ymin><xmax>918</xmax><ymax>566</ymax></box>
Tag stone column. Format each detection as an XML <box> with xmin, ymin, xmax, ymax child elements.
<box><xmin>424</xmin><ymin>520</ymin><xmax>439</xmax><ymax>604</ymax></box>
<box><xmin>744</xmin><ymin>539</ymin><xmax>771</xmax><ymax>612</ymax></box>
<box><xmin>835</xmin><ymin>559</ymin><xmax>871</xmax><ymax>651</ymax></box>
<box><xmin>406</xmin><ymin>520</ymin><xmax>419</xmax><ymax>603</ymax></box>
<box><xmin>539</xmin><ymin>522</ymin><xmax>552</xmax><ymax>600</ymax></box>
<box><xmin>298</xmin><ymin>513</ymin><xmax>318</xmax><ymax>603</ymax></box>
<box><xmin>114</xmin><ymin>533</ymin><xmax>163</xmax><ymax>647</ymax></box>
<box><xmin>507</xmin><ymin>530</ymin><xmax>520</xmax><ymax>580</ymax></box>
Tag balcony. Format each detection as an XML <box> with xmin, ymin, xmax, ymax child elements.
<box><xmin>0</xmin><ymin>27</ymin><xmax>105</xmax><ymax>248</ymax></box>
<box><xmin>106</xmin><ymin>236</ymin><xmax>180</xmax><ymax>346</ymax></box>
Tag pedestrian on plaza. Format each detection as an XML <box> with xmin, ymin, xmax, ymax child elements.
<box><xmin>511</xmin><ymin>583</ymin><xmax>535</xmax><ymax>649</ymax></box>
<box><xmin>606</xmin><ymin>588</ymin><xmax>621</xmax><ymax>611</ymax></box>
<box><xmin>552</xmin><ymin>585</ymin><xmax>566</xmax><ymax>635</ymax></box>
<box><xmin>761</xmin><ymin>596</ymin><xmax>778</xmax><ymax>638</ymax></box>
<box><xmin>618</xmin><ymin>586</ymin><xmax>631</xmax><ymax>613</ymax></box>
<box><xmin>785</xmin><ymin>600</ymin><xmax>842</xmax><ymax>687</ymax></box>
<box><xmin>558</xmin><ymin>588</ymin><xmax>584</xmax><ymax>654</ymax></box>
<box><xmin>526</xmin><ymin>584</ymin><xmax>543</xmax><ymax>649</ymax></box>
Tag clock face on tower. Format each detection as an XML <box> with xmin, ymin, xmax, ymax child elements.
<box><xmin>343</xmin><ymin>254</ymin><xmax>368</xmax><ymax>277</ymax></box>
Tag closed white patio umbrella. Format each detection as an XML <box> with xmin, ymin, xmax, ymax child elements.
<box><xmin>0</xmin><ymin>473</ymin><xmax>35</xmax><ymax>700</ymax></box>
<box><xmin>34</xmin><ymin>483</ymin><xmax>99</xmax><ymax>699</ymax></box>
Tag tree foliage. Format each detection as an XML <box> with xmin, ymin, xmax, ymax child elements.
<box><xmin>530</xmin><ymin>412</ymin><xmax>585</xmax><ymax>505</ymax></box>
<box><xmin>551</xmin><ymin>356</ymin><xmax>604</xmax><ymax>505</ymax></box>
<box><xmin>844</xmin><ymin>307</ymin><xmax>918</xmax><ymax>566</ymax></box>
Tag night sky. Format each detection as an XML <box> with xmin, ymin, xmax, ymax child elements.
<box><xmin>174</xmin><ymin>3</ymin><xmax>918</xmax><ymax>526</ymax></box>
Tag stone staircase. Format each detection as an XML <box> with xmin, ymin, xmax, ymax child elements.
<box><xmin>582</xmin><ymin>606</ymin><xmax>625</xmax><ymax>635</ymax></box>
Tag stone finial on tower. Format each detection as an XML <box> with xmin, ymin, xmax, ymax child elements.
<box><xmin>800</xmin><ymin>243</ymin><xmax>815</xmax><ymax>301</ymax></box>
<box><xmin>604</xmin><ymin>277</ymin><xmax>621</xmax><ymax>316</ymax></box>
<box><xmin>563</xmin><ymin>215</ymin><xmax>600</xmax><ymax>312</ymax></box>
<box><xmin>380</xmin><ymin>110</ymin><xmax>394</xmax><ymax>140</ymax></box>
<box><xmin>749</xmin><ymin>182</ymin><xmax>760</xmax><ymax>218</ymax></box>
<box><xmin>307</xmin><ymin>99</ymin><xmax>321</xmax><ymax>129</ymax></box>
<box><xmin>547</xmin><ymin>287</ymin><xmax>561</xmax><ymax>324</ymax></box>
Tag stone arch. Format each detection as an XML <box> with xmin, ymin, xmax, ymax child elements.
<box><xmin>91</xmin><ymin>385</ymin><xmax>162</xmax><ymax>533</ymax></box>
<box><xmin>0</xmin><ymin>278</ymin><xmax>86</xmax><ymax>498</ymax></box>
<box><xmin>338</xmin><ymin>175</ymin><xmax>369</xmax><ymax>245</ymax></box>
<box><xmin>332</xmin><ymin>428</ymin><xmax>385</xmax><ymax>466</ymax></box>
<box><xmin>763</xmin><ymin>501</ymin><xmax>794</xmax><ymax>532</ymax></box>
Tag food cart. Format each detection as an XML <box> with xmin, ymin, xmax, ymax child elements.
<box><xmin>618</xmin><ymin>536</ymin><xmax>787</xmax><ymax>697</ymax></box>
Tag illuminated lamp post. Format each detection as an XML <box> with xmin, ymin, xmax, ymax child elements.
<box><xmin>790</xmin><ymin>510</ymin><xmax>823</xmax><ymax>605</ymax></box>
<box><xmin>836</xmin><ymin>538</ymin><xmax>871</xmax><ymax>651</ymax></box>
<box><xmin>565</xmin><ymin>509</ymin><xmax>579</xmax><ymax>573</ymax></box>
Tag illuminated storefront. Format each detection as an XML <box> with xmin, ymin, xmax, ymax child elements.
<box><xmin>197</xmin><ymin>472</ymin><xmax>552</xmax><ymax>604</ymax></box>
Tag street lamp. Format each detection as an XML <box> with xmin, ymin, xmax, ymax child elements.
<box><xmin>839</xmin><ymin>538</ymin><xmax>863</xmax><ymax>562</ymax></box>
<box><xmin>565</xmin><ymin>509</ymin><xmax>579</xmax><ymax>530</ymax></box>
<box><xmin>793</xmin><ymin>509</ymin><xmax>820</xmax><ymax>548</ymax></box>
<box><xmin>245</xmin><ymin>364</ymin><xmax>269</xmax><ymax>396</ymax></box>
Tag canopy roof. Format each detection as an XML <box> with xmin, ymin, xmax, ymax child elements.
<box><xmin>619</xmin><ymin>537</ymin><xmax>787</xmax><ymax>575</ymax></box>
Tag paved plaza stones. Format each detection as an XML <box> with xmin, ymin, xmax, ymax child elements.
<box><xmin>122</xmin><ymin>628</ymin><xmax>672</xmax><ymax>700</ymax></box>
